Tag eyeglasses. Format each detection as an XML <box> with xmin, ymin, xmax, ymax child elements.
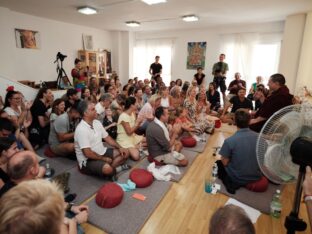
<box><xmin>11</xmin><ymin>97</ymin><xmax>21</xmax><ymax>100</ymax></box>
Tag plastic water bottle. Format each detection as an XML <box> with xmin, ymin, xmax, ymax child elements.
<box><xmin>45</xmin><ymin>163</ymin><xmax>52</xmax><ymax>178</ymax></box>
<box><xmin>205</xmin><ymin>163</ymin><xmax>218</xmax><ymax>193</ymax></box>
<box><xmin>270</xmin><ymin>189</ymin><xmax>282</xmax><ymax>218</ymax></box>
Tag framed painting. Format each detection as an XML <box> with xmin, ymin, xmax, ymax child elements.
<box><xmin>15</xmin><ymin>29</ymin><xmax>40</xmax><ymax>49</ymax></box>
<box><xmin>186</xmin><ymin>42</ymin><xmax>206</xmax><ymax>69</ymax></box>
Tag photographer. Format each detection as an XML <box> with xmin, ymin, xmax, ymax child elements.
<box><xmin>71</xmin><ymin>58</ymin><xmax>87</xmax><ymax>90</ymax></box>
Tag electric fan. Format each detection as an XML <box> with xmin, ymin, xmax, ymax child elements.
<box><xmin>256</xmin><ymin>103</ymin><xmax>312</xmax><ymax>234</ymax></box>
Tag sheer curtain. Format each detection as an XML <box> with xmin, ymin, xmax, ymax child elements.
<box><xmin>133</xmin><ymin>38</ymin><xmax>174</xmax><ymax>85</ymax></box>
<box><xmin>220</xmin><ymin>33</ymin><xmax>282</xmax><ymax>90</ymax></box>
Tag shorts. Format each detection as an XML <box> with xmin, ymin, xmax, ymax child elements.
<box><xmin>50</xmin><ymin>143</ymin><xmax>73</xmax><ymax>157</ymax></box>
<box><xmin>80</xmin><ymin>148</ymin><xmax>114</xmax><ymax>177</ymax></box>
<box><xmin>213</xmin><ymin>77</ymin><xmax>227</xmax><ymax>93</ymax></box>
<box><xmin>154</xmin><ymin>151</ymin><xmax>185</xmax><ymax>166</ymax></box>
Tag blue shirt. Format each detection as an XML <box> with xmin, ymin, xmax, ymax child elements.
<box><xmin>219</xmin><ymin>128</ymin><xmax>262</xmax><ymax>185</ymax></box>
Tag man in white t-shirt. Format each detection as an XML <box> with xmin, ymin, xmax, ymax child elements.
<box><xmin>95</xmin><ymin>93</ymin><xmax>112</xmax><ymax>123</ymax></box>
<box><xmin>75</xmin><ymin>100</ymin><xmax>130</xmax><ymax>180</ymax></box>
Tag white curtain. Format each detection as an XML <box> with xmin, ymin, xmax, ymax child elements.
<box><xmin>133</xmin><ymin>38</ymin><xmax>174</xmax><ymax>85</ymax></box>
<box><xmin>220</xmin><ymin>33</ymin><xmax>282</xmax><ymax>90</ymax></box>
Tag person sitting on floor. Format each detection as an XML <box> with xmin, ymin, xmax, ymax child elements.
<box><xmin>146</xmin><ymin>106</ymin><xmax>188</xmax><ymax>166</ymax></box>
<box><xmin>0</xmin><ymin>179</ymin><xmax>88</xmax><ymax>234</ymax></box>
<box><xmin>95</xmin><ymin>93</ymin><xmax>112</xmax><ymax>123</ymax></box>
<box><xmin>64</xmin><ymin>88</ymin><xmax>80</xmax><ymax>112</ymax></box>
<box><xmin>216</xmin><ymin>109</ymin><xmax>262</xmax><ymax>194</ymax></box>
<box><xmin>220</xmin><ymin>88</ymin><xmax>253</xmax><ymax>124</ymax></box>
<box><xmin>103</xmin><ymin>108</ymin><xmax>117</xmax><ymax>139</ymax></box>
<box><xmin>249</xmin><ymin>73</ymin><xmax>294</xmax><ymax>132</ymax></box>
<box><xmin>0</xmin><ymin>150</ymin><xmax>45</xmax><ymax>197</ymax></box>
<box><xmin>136</xmin><ymin>94</ymin><xmax>161</xmax><ymax>135</ymax></box>
<box><xmin>209</xmin><ymin>204</ymin><xmax>255</xmax><ymax>234</ymax></box>
<box><xmin>48</xmin><ymin>101</ymin><xmax>81</xmax><ymax>158</ymax></box>
<box><xmin>116</xmin><ymin>97</ymin><xmax>145</xmax><ymax>161</ymax></box>
<box><xmin>74</xmin><ymin>101</ymin><xmax>130</xmax><ymax>180</ymax></box>
<box><xmin>0</xmin><ymin>137</ymin><xmax>19</xmax><ymax>189</ymax></box>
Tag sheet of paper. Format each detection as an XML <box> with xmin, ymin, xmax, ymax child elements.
<box><xmin>225</xmin><ymin>198</ymin><xmax>261</xmax><ymax>223</ymax></box>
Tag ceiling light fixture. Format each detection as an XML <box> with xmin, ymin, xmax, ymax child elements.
<box><xmin>182</xmin><ymin>14</ymin><xmax>199</xmax><ymax>22</ymax></box>
<box><xmin>77</xmin><ymin>6</ymin><xmax>98</xmax><ymax>15</ymax></box>
<box><xmin>125</xmin><ymin>21</ymin><xmax>141</xmax><ymax>27</ymax></box>
<box><xmin>141</xmin><ymin>0</ymin><xmax>167</xmax><ymax>5</ymax></box>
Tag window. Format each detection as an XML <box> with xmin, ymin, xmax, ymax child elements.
<box><xmin>133</xmin><ymin>38</ymin><xmax>173</xmax><ymax>85</ymax></box>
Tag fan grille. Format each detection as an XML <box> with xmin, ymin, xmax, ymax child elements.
<box><xmin>256</xmin><ymin>104</ymin><xmax>312</xmax><ymax>184</ymax></box>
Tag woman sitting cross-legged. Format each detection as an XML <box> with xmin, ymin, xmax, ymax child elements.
<box><xmin>116</xmin><ymin>97</ymin><xmax>146</xmax><ymax>161</ymax></box>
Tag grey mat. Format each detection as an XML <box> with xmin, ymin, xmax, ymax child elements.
<box><xmin>216</xmin><ymin>178</ymin><xmax>283</xmax><ymax>214</ymax></box>
<box><xmin>39</xmin><ymin>157</ymin><xmax>76</xmax><ymax>177</ymax></box>
<box><xmin>67</xmin><ymin>167</ymin><xmax>109</xmax><ymax>204</ymax></box>
<box><xmin>137</xmin><ymin>149</ymin><xmax>198</xmax><ymax>182</ymax></box>
<box><xmin>87</xmin><ymin>172</ymin><xmax>172</xmax><ymax>234</ymax></box>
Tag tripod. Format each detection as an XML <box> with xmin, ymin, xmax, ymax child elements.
<box><xmin>55</xmin><ymin>58</ymin><xmax>72</xmax><ymax>90</ymax></box>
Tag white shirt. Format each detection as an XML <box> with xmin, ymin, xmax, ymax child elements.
<box><xmin>160</xmin><ymin>97</ymin><xmax>169</xmax><ymax>108</ymax></box>
<box><xmin>74</xmin><ymin>119</ymin><xmax>109</xmax><ymax>168</ymax></box>
<box><xmin>95</xmin><ymin>102</ymin><xmax>105</xmax><ymax>123</ymax></box>
<box><xmin>4</xmin><ymin>106</ymin><xmax>21</xmax><ymax>117</ymax></box>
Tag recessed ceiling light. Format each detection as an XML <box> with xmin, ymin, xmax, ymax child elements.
<box><xmin>182</xmin><ymin>15</ymin><xmax>199</xmax><ymax>22</ymax></box>
<box><xmin>125</xmin><ymin>21</ymin><xmax>141</xmax><ymax>27</ymax></box>
<box><xmin>77</xmin><ymin>6</ymin><xmax>97</xmax><ymax>15</ymax></box>
<box><xmin>141</xmin><ymin>0</ymin><xmax>167</xmax><ymax>5</ymax></box>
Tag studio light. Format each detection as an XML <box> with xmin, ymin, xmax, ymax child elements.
<box><xmin>77</xmin><ymin>6</ymin><xmax>98</xmax><ymax>15</ymax></box>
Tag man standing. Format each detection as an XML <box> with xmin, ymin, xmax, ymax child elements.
<box><xmin>217</xmin><ymin>109</ymin><xmax>262</xmax><ymax>194</ymax></box>
<box><xmin>212</xmin><ymin>54</ymin><xmax>229</xmax><ymax>103</ymax></box>
<box><xmin>146</xmin><ymin>106</ymin><xmax>188</xmax><ymax>166</ymax></box>
<box><xmin>149</xmin><ymin>56</ymin><xmax>162</xmax><ymax>80</ymax></box>
<box><xmin>75</xmin><ymin>101</ymin><xmax>130</xmax><ymax>180</ymax></box>
<box><xmin>249</xmin><ymin>73</ymin><xmax>293</xmax><ymax>132</ymax></box>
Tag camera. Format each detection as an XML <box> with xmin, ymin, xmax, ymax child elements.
<box><xmin>56</xmin><ymin>52</ymin><xmax>67</xmax><ymax>62</ymax></box>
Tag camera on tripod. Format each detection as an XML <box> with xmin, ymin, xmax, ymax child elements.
<box><xmin>54</xmin><ymin>51</ymin><xmax>71</xmax><ymax>89</ymax></box>
<box><xmin>55</xmin><ymin>52</ymin><xmax>67</xmax><ymax>63</ymax></box>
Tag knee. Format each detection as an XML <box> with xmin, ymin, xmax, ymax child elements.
<box><xmin>130</xmin><ymin>149</ymin><xmax>140</xmax><ymax>161</ymax></box>
<box><xmin>102</xmin><ymin>164</ymin><xmax>114</xmax><ymax>175</ymax></box>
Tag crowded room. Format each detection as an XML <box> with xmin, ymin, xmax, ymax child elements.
<box><xmin>0</xmin><ymin>0</ymin><xmax>312</xmax><ymax>234</ymax></box>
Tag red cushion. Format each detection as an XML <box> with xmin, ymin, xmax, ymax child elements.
<box><xmin>129</xmin><ymin>168</ymin><xmax>153</xmax><ymax>188</ymax></box>
<box><xmin>180</xmin><ymin>136</ymin><xmax>197</xmax><ymax>148</ymax></box>
<box><xmin>245</xmin><ymin>176</ymin><xmax>269</xmax><ymax>192</ymax></box>
<box><xmin>96</xmin><ymin>183</ymin><xmax>124</xmax><ymax>208</ymax></box>
<box><xmin>44</xmin><ymin>146</ymin><xmax>58</xmax><ymax>158</ymax></box>
<box><xmin>147</xmin><ymin>156</ymin><xmax>165</xmax><ymax>166</ymax></box>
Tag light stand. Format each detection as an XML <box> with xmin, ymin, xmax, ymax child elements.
<box><xmin>285</xmin><ymin>137</ymin><xmax>312</xmax><ymax>233</ymax></box>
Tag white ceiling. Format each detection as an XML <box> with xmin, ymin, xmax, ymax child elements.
<box><xmin>1</xmin><ymin>0</ymin><xmax>312</xmax><ymax>32</ymax></box>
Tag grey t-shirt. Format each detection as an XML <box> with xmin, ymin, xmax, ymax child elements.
<box><xmin>48</xmin><ymin>112</ymin><xmax>74</xmax><ymax>146</ymax></box>
<box><xmin>219</xmin><ymin>128</ymin><xmax>262</xmax><ymax>185</ymax></box>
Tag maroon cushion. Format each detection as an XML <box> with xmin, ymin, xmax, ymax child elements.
<box><xmin>181</xmin><ymin>136</ymin><xmax>197</xmax><ymax>148</ymax></box>
<box><xmin>129</xmin><ymin>168</ymin><xmax>153</xmax><ymax>188</ymax></box>
<box><xmin>245</xmin><ymin>176</ymin><xmax>269</xmax><ymax>192</ymax></box>
<box><xmin>96</xmin><ymin>183</ymin><xmax>124</xmax><ymax>208</ymax></box>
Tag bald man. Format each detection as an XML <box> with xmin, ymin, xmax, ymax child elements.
<box><xmin>0</xmin><ymin>150</ymin><xmax>44</xmax><ymax>197</ymax></box>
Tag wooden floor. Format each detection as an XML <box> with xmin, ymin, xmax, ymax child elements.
<box><xmin>82</xmin><ymin>124</ymin><xmax>311</xmax><ymax>234</ymax></box>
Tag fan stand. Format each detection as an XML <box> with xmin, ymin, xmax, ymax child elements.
<box><xmin>284</xmin><ymin>165</ymin><xmax>307</xmax><ymax>234</ymax></box>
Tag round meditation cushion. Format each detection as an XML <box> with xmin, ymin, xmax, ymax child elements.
<box><xmin>245</xmin><ymin>176</ymin><xmax>269</xmax><ymax>192</ymax></box>
<box><xmin>129</xmin><ymin>168</ymin><xmax>153</xmax><ymax>188</ymax></box>
<box><xmin>96</xmin><ymin>183</ymin><xmax>124</xmax><ymax>208</ymax></box>
<box><xmin>181</xmin><ymin>136</ymin><xmax>197</xmax><ymax>147</ymax></box>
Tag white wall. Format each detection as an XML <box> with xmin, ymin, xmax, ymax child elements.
<box><xmin>134</xmin><ymin>22</ymin><xmax>284</xmax><ymax>85</ymax></box>
<box><xmin>278</xmin><ymin>14</ymin><xmax>306</xmax><ymax>93</ymax></box>
<box><xmin>0</xmin><ymin>7</ymin><xmax>114</xmax><ymax>86</ymax></box>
